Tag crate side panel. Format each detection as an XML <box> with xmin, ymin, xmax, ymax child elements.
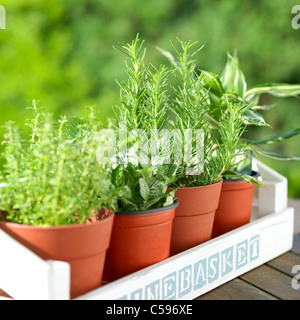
<box><xmin>0</xmin><ymin>230</ymin><xmax>52</xmax><ymax>300</ymax></box>
<box><xmin>77</xmin><ymin>208</ymin><xmax>294</xmax><ymax>300</ymax></box>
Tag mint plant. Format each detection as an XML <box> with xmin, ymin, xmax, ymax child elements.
<box><xmin>0</xmin><ymin>102</ymin><xmax>116</xmax><ymax>226</ymax></box>
<box><xmin>111</xmin><ymin>163</ymin><xmax>180</xmax><ymax>212</ymax></box>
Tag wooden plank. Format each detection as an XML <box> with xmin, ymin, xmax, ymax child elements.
<box><xmin>267</xmin><ymin>252</ymin><xmax>300</xmax><ymax>277</ymax></box>
<box><xmin>196</xmin><ymin>278</ymin><xmax>277</xmax><ymax>300</ymax></box>
<box><xmin>292</xmin><ymin>234</ymin><xmax>300</xmax><ymax>255</ymax></box>
<box><xmin>240</xmin><ymin>265</ymin><xmax>300</xmax><ymax>300</ymax></box>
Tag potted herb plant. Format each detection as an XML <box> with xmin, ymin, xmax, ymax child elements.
<box><xmin>198</xmin><ymin>52</ymin><xmax>300</xmax><ymax>237</ymax></box>
<box><xmin>103</xmin><ymin>163</ymin><xmax>180</xmax><ymax>282</ymax></box>
<box><xmin>0</xmin><ymin>103</ymin><xmax>116</xmax><ymax>299</ymax></box>
<box><xmin>160</xmin><ymin>40</ymin><xmax>248</xmax><ymax>255</ymax></box>
<box><xmin>101</xmin><ymin>35</ymin><xmax>181</xmax><ymax>282</ymax></box>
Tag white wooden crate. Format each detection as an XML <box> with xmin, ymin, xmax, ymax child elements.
<box><xmin>0</xmin><ymin>159</ymin><xmax>294</xmax><ymax>300</ymax></box>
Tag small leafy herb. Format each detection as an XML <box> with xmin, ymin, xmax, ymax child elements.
<box><xmin>0</xmin><ymin>102</ymin><xmax>116</xmax><ymax>226</ymax></box>
<box><xmin>111</xmin><ymin>163</ymin><xmax>180</xmax><ymax>212</ymax></box>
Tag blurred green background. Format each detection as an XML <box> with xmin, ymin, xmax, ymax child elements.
<box><xmin>0</xmin><ymin>0</ymin><xmax>300</xmax><ymax>197</ymax></box>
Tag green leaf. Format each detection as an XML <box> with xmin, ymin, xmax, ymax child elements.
<box><xmin>156</xmin><ymin>46</ymin><xmax>178</xmax><ymax>67</ymax></box>
<box><xmin>239</xmin><ymin>174</ymin><xmax>265</xmax><ymax>188</ymax></box>
<box><xmin>243</xmin><ymin>109</ymin><xmax>270</xmax><ymax>127</ymax></box>
<box><xmin>200</xmin><ymin>70</ymin><xmax>225</xmax><ymax>97</ymax></box>
<box><xmin>224</xmin><ymin>170</ymin><xmax>265</xmax><ymax>188</ymax></box>
<box><xmin>139</xmin><ymin>178</ymin><xmax>150</xmax><ymax>201</ymax></box>
<box><xmin>220</xmin><ymin>52</ymin><xmax>247</xmax><ymax>97</ymax></box>
<box><xmin>247</xmin><ymin>129</ymin><xmax>300</xmax><ymax>145</ymax></box>
<box><xmin>163</xmin><ymin>188</ymin><xmax>177</xmax><ymax>207</ymax></box>
<box><xmin>111</xmin><ymin>165</ymin><xmax>124</xmax><ymax>187</ymax></box>
<box><xmin>244</xmin><ymin>83</ymin><xmax>300</xmax><ymax>101</ymax></box>
<box><xmin>251</xmin><ymin>104</ymin><xmax>275</xmax><ymax>111</ymax></box>
<box><xmin>252</xmin><ymin>147</ymin><xmax>300</xmax><ymax>160</ymax></box>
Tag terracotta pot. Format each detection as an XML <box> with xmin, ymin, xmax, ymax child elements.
<box><xmin>103</xmin><ymin>201</ymin><xmax>178</xmax><ymax>282</ymax></box>
<box><xmin>212</xmin><ymin>171</ymin><xmax>259</xmax><ymax>238</ymax></box>
<box><xmin>170</xmin><ymin>180</ymin><xmax>223</xmax><ymax>256</ymax></box>
<box><xmin>0</xmin><ymin>211</ymin><xmax>114</xmax><ymax>299</ymax></box>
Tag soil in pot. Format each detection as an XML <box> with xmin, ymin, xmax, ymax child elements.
<box><xmin>212</xmin><ymin>171</ymin><xmax>259</xmax><ymax>238</ymax></box>
<box><xmin>103</xmin><ymin>201</ymin><xmax>178</xmax><ymax>282</ymax></box>
<box><xmin>170</xmin><ymin>180</ymin><xmax>223</xmax><ymax>256</ymax></box>
<box><xmin>0</xmin><ymin>210</ymin><xmax>114</xmax><ymax>299</ymax></box>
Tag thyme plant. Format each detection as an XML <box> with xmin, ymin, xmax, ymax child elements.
<box><xmin>0</xmin><ymin>102</ymin><xmax>116</xmax><ymax>226</ymax></box>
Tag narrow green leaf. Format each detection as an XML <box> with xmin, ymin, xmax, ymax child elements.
<box><xmin>224</xmin><ymin>170</ymin><xmax>265</xmax><ymax>188</ymax></box>
<box><xmin>247</xmin><ymin>129</ymin><xmax>300</xmax><ymax>145</ymax></box>
<box><xmin>252</xmin><ymin>147</ymin><xmax>300</xmax><ymax>160</ymax></box>
<box><xmin>251</xmin><ymin>104</ymin><xmax>275</xmax><ymax>111</ymax></box>
<box><xmin>243</xmin><ymin>109</ymin><xmax>270</xmax><ymax>127</ymax></box>
<box><xmin>245</xmin><ymin>83</ymin><xmax>300</xmax><ymax>101</ymax></box>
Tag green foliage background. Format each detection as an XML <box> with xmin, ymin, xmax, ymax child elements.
<box><xmin>0</xmin><ymin>0</ymin><xmax>300</xmax><ymax>197</ymax></box>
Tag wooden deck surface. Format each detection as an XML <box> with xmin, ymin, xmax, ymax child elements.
<box><xmin>1</xmin><ymin>199</ymin><xmax>300</xmax><ymax>300</ymax></box>
<box><xmin>196</xmin><ymin>199</ymin><xmax>300</xmax><ymax>300</ymax></box>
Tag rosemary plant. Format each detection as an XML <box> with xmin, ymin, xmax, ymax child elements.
<box><xmin>167</xmin><ymin>40</ymin><xmax>249</xmax><ymax>187</ymax></box>
<box><xmin>111</xmin><ymin>35</ymin><xmax>182</xmax><ymax>211</ymax></box>
<box><xmin>0</xmin><ymin>102</ymin><xmax>116</xmax><ymax>226</ymax></box>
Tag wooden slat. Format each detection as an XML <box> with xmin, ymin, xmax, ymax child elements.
<box><xmin>196</xmin><ymin>278</ymin><xmax>277</xmax><ymax>300</ymax></box>
<box><xmin>292</xmin><ymin>234</ymin><xmax>300</xmax><ymax>255</ymax></box>
<box><xmin>267</xmin><ymin>252</ymin><xmax>300</xmax><ymax>277</ymax></box>
<box><xmin>240</xmin><ymin>265</ymin><xmax>300</xmax><ymax>300</ymax></box>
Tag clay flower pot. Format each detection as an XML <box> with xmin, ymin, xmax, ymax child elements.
<box><xmin>170</xmin><ymin>180</ymin><xmax>223</xmax><ymax>256</ymax></box>
<box><xmin>0</xmin><ymin>210</ymin><xmax>114</xmax><ymax>299</ymax></box>
<box><xmin>103</xmin><ymin>201</ymin><xmax>178</xmax><ymax>282</ymax></box>
<box><xmin>212</xmin><ymin>171</ymin><xmax>259</xmax><ymax>238</ymax></box>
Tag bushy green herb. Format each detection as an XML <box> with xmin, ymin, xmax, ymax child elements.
<box><xmin>200</xmin><ymin>52</ymin><xmax>300</xmax><ymax>173</ymax></box>
<box><xmin>111</xmin><ymin>163</ymin><xmax>180</xmax><ymax>212</ymax></box>
<box><xmin>111</xmin><ymin>35</ymin><xmax>182</xmax><ymax>210</ymax></box>
<box><xmin>167</xmin><ymin>40</ymin><xmax>248</xmax><ymax>187</ymax></box>
<box><xmin>0</xmin><ymin>102</ymin><xmax>116</xmax><ymax>226</ymax></box>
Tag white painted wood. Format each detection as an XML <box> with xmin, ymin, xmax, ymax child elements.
<box><xmin>0</xmin><ymin>230</ymin><xmax>70</xmax><ymax>300</ymax></box>
<box><xmin>76</xmin><ymin>207</ymin><xmax>294</xmax><ymax>300</ymax></box>
<box><xmin>46</xmin><ymin>261</ymin><xmax>70</xmax><ymax>300</ymax></box>
<box><xmin>254</xmin><ymin>159</ymin><xmax>288</xmax><ymax>216</ymax></box>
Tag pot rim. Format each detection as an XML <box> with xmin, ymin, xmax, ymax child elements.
<box><xmin>115</xmin><ymin>200</ymin><xmax>179</xmax><ymax>216</ymax></box>
<box><xmin>223</xmin><ymin>170</ymin><xmax>260</xmax><ymax>182</ymax></box>
<box><xmin>173</xmin><ymin>178</ymin><xmax>223</xmax><ymax>191</ymax></box>
<box><xmin>0</xmin><ymin>210</ymin><xmax>114</xmax><ymax>230</ymax></box>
